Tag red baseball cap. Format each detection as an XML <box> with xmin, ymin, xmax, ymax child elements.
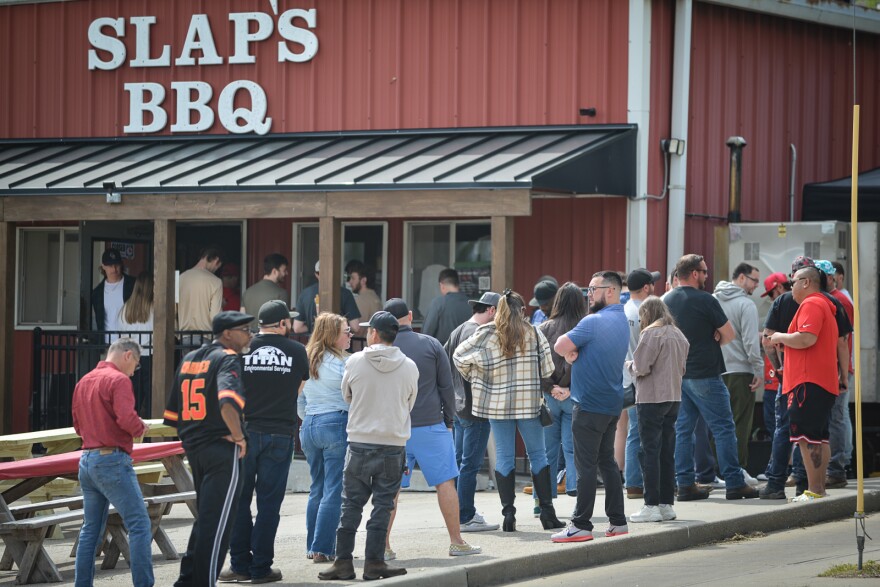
<box><xmin>761</xmin><ymin>272</ymin><xmax>788</xmax><ymax>297</ymax></box>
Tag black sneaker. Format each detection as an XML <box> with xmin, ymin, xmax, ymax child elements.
<box><xmin>251</xmin><ymin>569</ymin><xmax>283</xmax><ymax>584</ymax></box>
<box><xmin>676</xmin><ymin>484</ymin><xmax>710</xmax><ymax>501</ymax></box>
<box><xmin>758</xmin><ymin>485</ymin><xmax>786</xmax><ymax>500</ymax></box>
<box><xmin>726</xmin><ymin>485</ymin><xmax>759</xmax><ymax>500</ymax></box>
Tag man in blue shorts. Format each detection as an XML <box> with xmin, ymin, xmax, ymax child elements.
<box><xmin>382</xmin><ymin>299</ymin><xmax>482</xmax><ymax>558</ymax></box>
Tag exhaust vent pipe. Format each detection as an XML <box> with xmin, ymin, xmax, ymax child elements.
<box><xmin>726</xmin><ymin>136</ymin><xmax>747</xmax><ymax>223</ymax></box>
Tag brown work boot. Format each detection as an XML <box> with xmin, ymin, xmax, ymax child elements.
<box><xmin>318</xmin><ymin>558</ymin><xmax>356</xmax><ymax>581</ymax></box>
<box><xmin>676</xmin><ymin>484</ymin><xmax>710</xmax><ymax>501</ymax></box>
<box><xmin>363</xmin><ymin>560</ymin><xmax>407</xmax><ymax>581</ymax></box>
<box><xmin>626</xmin><ymin>486</ymin><xmax>644</xmax><ymax>499</ymax></box>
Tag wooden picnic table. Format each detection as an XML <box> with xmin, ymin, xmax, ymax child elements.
<box><xmin>0</xmin><ymin>419</ymin><xmax>179</xmax><ymax>460</ymax></box>
<box><xmin>0</xmin><ymin>442</ymin><xmax>192</xmax><ymax>584</ymax></box>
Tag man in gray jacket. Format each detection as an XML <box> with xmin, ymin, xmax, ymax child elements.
<box><xmin>713</xmin><ymin>262</ymin><xmax>763</xmax><ymax>473</ymax></box>
<box><xmin>318</xmin><ymin>311</ymin><xmax>418</xmax><ymax>582</ymax></box>
<box><xmin>383</xmin><ymin>298</ymin><xmax>481</xmax><ymax>557</ymax></box>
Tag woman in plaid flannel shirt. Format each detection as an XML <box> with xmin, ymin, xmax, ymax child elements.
<box><xmin>453</xmin><ymin>290</ymin><xmax>564</xmax><ymax>532</ymax></box>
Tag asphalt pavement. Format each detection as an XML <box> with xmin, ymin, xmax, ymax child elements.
<box><xmin>509</xmin><ymin>514</ymin><xmax>880</xmax><ymax>586</ymax></box>
<box><xmin>2</xmin><ymin>476</ymin><xmax>877</xmax><ymax>586</ymax></box>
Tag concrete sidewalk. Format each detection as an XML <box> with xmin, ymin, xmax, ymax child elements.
<box><xmin>4</xmin><ymin>477</ymin><xmax>878</xmax><ymax>586</ymax></box>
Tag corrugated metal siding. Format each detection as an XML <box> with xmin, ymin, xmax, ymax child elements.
<box><xmin>514</xmin><ymin>197</ymin><xmax>628</xmax><ymax>293</ymax></box>
<box><xmin>686</xmin><ymin>2</ymin><xmax>880</xmax><ymax>271</ymax></box>
<box><xmin>246</xmin><ymin>219</ymin><xmax>293</xmax><ymax>298</ymax></box>
<box><xmin>646</xmin><ymin>0</ymin><xmax>675</xmax><ymax>277</ymax></box>
<box><xmin>0</xmin><ymin>0</ymin><xmax>629</xmax><ymax>138</ymax></box>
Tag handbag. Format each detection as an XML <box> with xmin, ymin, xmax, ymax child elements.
<box><xmin>622</xmin><ymin>383</ymin><xmax>636</xmax><ymax>410</ymax></box>
<box><xmin>533</xmin><ymin>326</ymin><xmax>553</xmax><ymax>427</ymax></box>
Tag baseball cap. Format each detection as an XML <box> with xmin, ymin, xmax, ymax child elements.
<box><xmin>761</xmin><ymin>272</ymin><xmax>788</xmax><ymax>297</ymax></box>
<box><xmin>790</xmin><ymin>256</ymin><xmax>815</xmax><ymax>276</ymax></box>
<box><xmin>212</xmin><ymin>311</ymin><xmax>254</xmax><ymax>334</ymax></box>
<box><xmin>626</xmin><ymin>268</ymin><xmax>662</xmax><ymax>291</ymax></box>
<box><xmin>383</xmin><ymin>298</ymin><xmax>410</xmax><ymax>319</ymax></box>
<box><xmin>530</xmin><ymin>280</ymin><xmax>558</xmax><ymax>307</ymax></box>
<box><xmin>814</xmin><ymin>259</ymin><xmax>836</xmax><ymax>276</ymax></box>
<box><xmin>101</xmin><ymin>249</ymin><xmax>123</xmax><ymax>266</ymax></box>
<box><xmin>469</xmin><ymin>291</ymin><xmax>501</xmax><ymax>307</ymax></box>
<box><xmin>314</xmin><ymin>260</ymin><xmax>320</xmax><ymax>272</ymax></box>
<box><xmin>359</xmin><ymin>311</ymin><xmax>400</xmax><ymax>335</ymax></box>
<box><xmin>258</xmin><ymin>300</ymin><xmax>298</xmax><ymax>325</ymax></box>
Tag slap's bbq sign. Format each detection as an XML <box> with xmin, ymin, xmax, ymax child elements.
<box><xmin>88</xmin><ymin>4</ymin><xmax>318</xmax><ymax>135</ymax></box>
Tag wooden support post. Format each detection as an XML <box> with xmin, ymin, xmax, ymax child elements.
<box><xmin>318</xmin><ymin>217</ymin><xmax>341</xmax><ymax>315</ymax></box>
<box><xmin>491</xmin><ymin>217</ymin><xmax>514</xmax><ymax>293</ymax></box>
<box><xmin>153</xmin><ymin>220</ymin><xmax>176</xmax><ymax>419</ymax></box>
<box><xmin>0</xmin><ymin>222</ymin><xmax>13</xmax><ymax>433</ymax></box>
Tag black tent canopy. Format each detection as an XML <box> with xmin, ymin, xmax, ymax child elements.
<box><xmin>802</xmin><ymin>166</ymin><xmax>880</xmax><ymax>221</ymax></box>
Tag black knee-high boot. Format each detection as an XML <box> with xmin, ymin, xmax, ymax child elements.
<box><xmin>533</xmin><ymin>466</ymin><xmax>565</xmax><ymax>529</ymax></box>
<box><xmin>495</xmin><ymin>470</ymin><xmax>517</xmax><ymax>532</ymax></box>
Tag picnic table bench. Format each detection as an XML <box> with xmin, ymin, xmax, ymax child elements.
<box><xmin>0</xmin><ymin>442</ymin><xmax>191</xmax><ymax>584</ymax></box>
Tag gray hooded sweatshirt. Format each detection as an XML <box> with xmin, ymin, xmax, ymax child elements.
<box><xmin>712</xmin><ymin>280</ymin><xmax>763</xmax><ymax>379</ymax></box>
<box><xmin>342</xmin><ymin>344</ymin><xmax>419</xmax><ymax>446</ymax></box>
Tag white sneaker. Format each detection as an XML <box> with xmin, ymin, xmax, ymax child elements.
<box><xmin>742</xmin><ymin>469</ymin><xmax>759</xmax><ymax>487</ymax></box>
<box><xmin>630</xmin><ymin>505</ymin><xmax>662</xmax><ymax>523</ymax></box>
<box><xmin>658</xmin><ymin>504</ymin><xmax>677</xmax><ymax>521</ymax></box>
<box><xmin>711</xmin><ymin>476</ymin><xmax>726</xmax><ymax>489</ymax></box>
<box><xmin>461</xmin><ymin>512</ymin><xmax>500</xmax><ymax>532</ymax></box>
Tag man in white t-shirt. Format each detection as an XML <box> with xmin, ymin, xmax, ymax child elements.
<box><xmin>90</xmin><ymin>249</ymin><xmax>135</xmax><ymax>341</ymax></box>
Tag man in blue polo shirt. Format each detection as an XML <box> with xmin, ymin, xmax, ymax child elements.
<box><xmin>551</xmin><ymin>271</ymin><xmax>630</xmax><ymax>543</ymax></box>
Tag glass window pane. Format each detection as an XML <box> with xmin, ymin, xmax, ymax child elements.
<box><xmin>19</xmin><ymin>231</ymin><xmax>61</xmax><ymax>324</ymax></box>
<box><xmin>410</xmin><ymin>224</ymin><xmax>450</xmax><ymax>320</ymax></box>
<box><xmin>298</xmin><ymin>225</ymin><xmax>320</xmax><ymax>290</ymax></box>
<box><xmin>61</xmin><ymin>232</ymin><xmax>80</xmax><ymax>325</ymax></box>
<box><xmin>343</xmin><ymin>224</ymin><xmax>385</xmax><ymax>298</ymax></box>
<box><xmin>454</xmin><ymin>223</ymin><xmax>491</xmax><ymax>298</ymax></box>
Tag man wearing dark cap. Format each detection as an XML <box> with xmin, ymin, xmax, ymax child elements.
<box><xmin>530</xmin><ymin>277</ymin><xmax>559</xmax><ymax>325</ymax></box>
<box><xmin>445</xmin><ymin>292</ymin><xmax>502</xmax><ymax>533</ymax></box>
<box><xmin>383</xmin><ymin>298</ymin><xmax>481</xmax><ymax>557</ymax></box>
<box><xmin>319</xmin><ymin>312</ymin><xmax>418</xmax><ymax>581</ymax></box>
<box><xmin>90</xmin><ymin>248</ymin><xmax>136</xmax><ymax>339</ymax></box>
<box><xmin>621</xmin><ymin>269</ymin><xmax>661</xmax><ymax>501</ymax></box>
<box><xmin>164</xmin><ymin>310</ymin><xmax>252</xmax><ymax>587</ymax></box>
<box><xmin>222</xmin><ymin>301</ymin><xmax>308</xmax><ymax>584</ymax></box>
<box><xmin>294</xmin><ymin>260</ymin><xmax>361</xmax><ymax>335</ymax></box>
<box><xmin>422</xmin><ymin>268</ymin><xmax>472</xmax><ymax>344</ymax></box>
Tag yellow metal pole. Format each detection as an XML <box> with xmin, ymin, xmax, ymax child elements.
<box><xmin>850</xmin><ymin>105</ymin><xmax>863</xmax><ymax>515</ymax></box>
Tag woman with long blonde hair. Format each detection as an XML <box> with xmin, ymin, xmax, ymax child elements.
<box><xmin>298</xmin><ymin>312</ymin><xmax>353</xmax><ymax>563</ymax></box>
<box><xmin>454</xmin><ymin>290</ymin><xmax>563</xmax><ymax>532</ymax></box>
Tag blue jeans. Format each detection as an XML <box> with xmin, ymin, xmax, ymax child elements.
<box><xmin>693</xmin><ymin>415</ymin><xmax>718</xmax><ymax>483</ymax></box>
<box><xmin>762</xmin><ymin>389</ymin><xmax>777</xmax><ymax>437</ymax></box>
<box><xmin>337</xmin><ymin>443</ymin><xmax>405</xmax><ymax>561</ymax></box>
<box><xmin>229</xmin><ymin>430</ymin><xmax>295</xmax><ymax>578</ymax></box>
<box><xmin>828</xmin><ymin>379</ymin><xmax>853</xmax><ymax>478</ymax></box>
<box><xmin>299</xmin><ymin>412</ymin><xmax>348</xmax><ymax>557</ymax></box>
<box><xmin>765</xmin><ymin>388</ymin><xmax>794</xmax><ymax>489</ymax></box>
<box><xmin>543</xmin><ymin>394</ymin><xmax>576</xmax><ymax>497</ymax></box>
<box><xmin>489</xmin><ymin>417</ymin><xmax>548</xmax><ymax>477</ymax></box>
<box><xmin>454</xmin><ymin>416</ymin><xmax>492</xmax><ymax>523</ymax></box>
<box><xmin>674</xmin><ymin>377</ymin><xmax>745</xmax><ymax>489</ymax></box>
<box><xmin>624</xmin><ymin>405</ymin><xmax>643</xmax><ymax>489</ymax></box>
<box><xmin>75</xmin><ymin>450</ymin><xmax>153</xmax><ymax>587</ymax></box>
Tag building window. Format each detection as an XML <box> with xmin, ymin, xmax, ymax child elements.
<box><xmin>404</xmin><ymin>221</ymin><xmax>491</xmax><ymax>321</ymax></box>
<box><xmin>17</xmin><ymin>228</ymin><xmax>80</xmax><ymax>328</ymax></box>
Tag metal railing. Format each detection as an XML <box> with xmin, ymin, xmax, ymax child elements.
<box><xmin>30</xmin><ymin>328</ymin><xmax>367</xmax><ymax>433</ymax></box>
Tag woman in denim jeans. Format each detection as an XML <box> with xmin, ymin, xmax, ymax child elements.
<box><xmin>453</xmin><ymin>291</ymin><xmax>564</xmax><ymax>532</ymax></box>
<box><xmin>539</xmin><ymin>283</ymin><xmax>587</xmax><ymax>505</ymax></box>
<box><xmin>298</xmin><ymin>313</ymin><xmax>353</xmax><ymax>562</ymax></box>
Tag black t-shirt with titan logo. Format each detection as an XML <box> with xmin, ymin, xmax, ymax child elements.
<box><xmin>241</xmin><ymin>333</ymin><xmax>309</xmax><ymax>436</ymax></box>
<box><xmin>164</xmin><ymin>342</ymin><xmax>246</xmax><ymax>453</ymax></box>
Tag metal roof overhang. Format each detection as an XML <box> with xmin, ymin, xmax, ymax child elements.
<box><xmin>0</xmin><ymin>125</ymin><xmax>636</xmax><ymax>198</ymax></box>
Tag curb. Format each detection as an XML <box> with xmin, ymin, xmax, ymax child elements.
<box><xmin>382</xmin><ymin>487</ymin><xmax>880</xmax><ymax>587</ymax></box>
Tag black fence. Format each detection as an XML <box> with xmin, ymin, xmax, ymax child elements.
<box><xmin>30</xmin><ymin>328</ymin><xmax>368</xmax><ymax>433</ymax></box>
